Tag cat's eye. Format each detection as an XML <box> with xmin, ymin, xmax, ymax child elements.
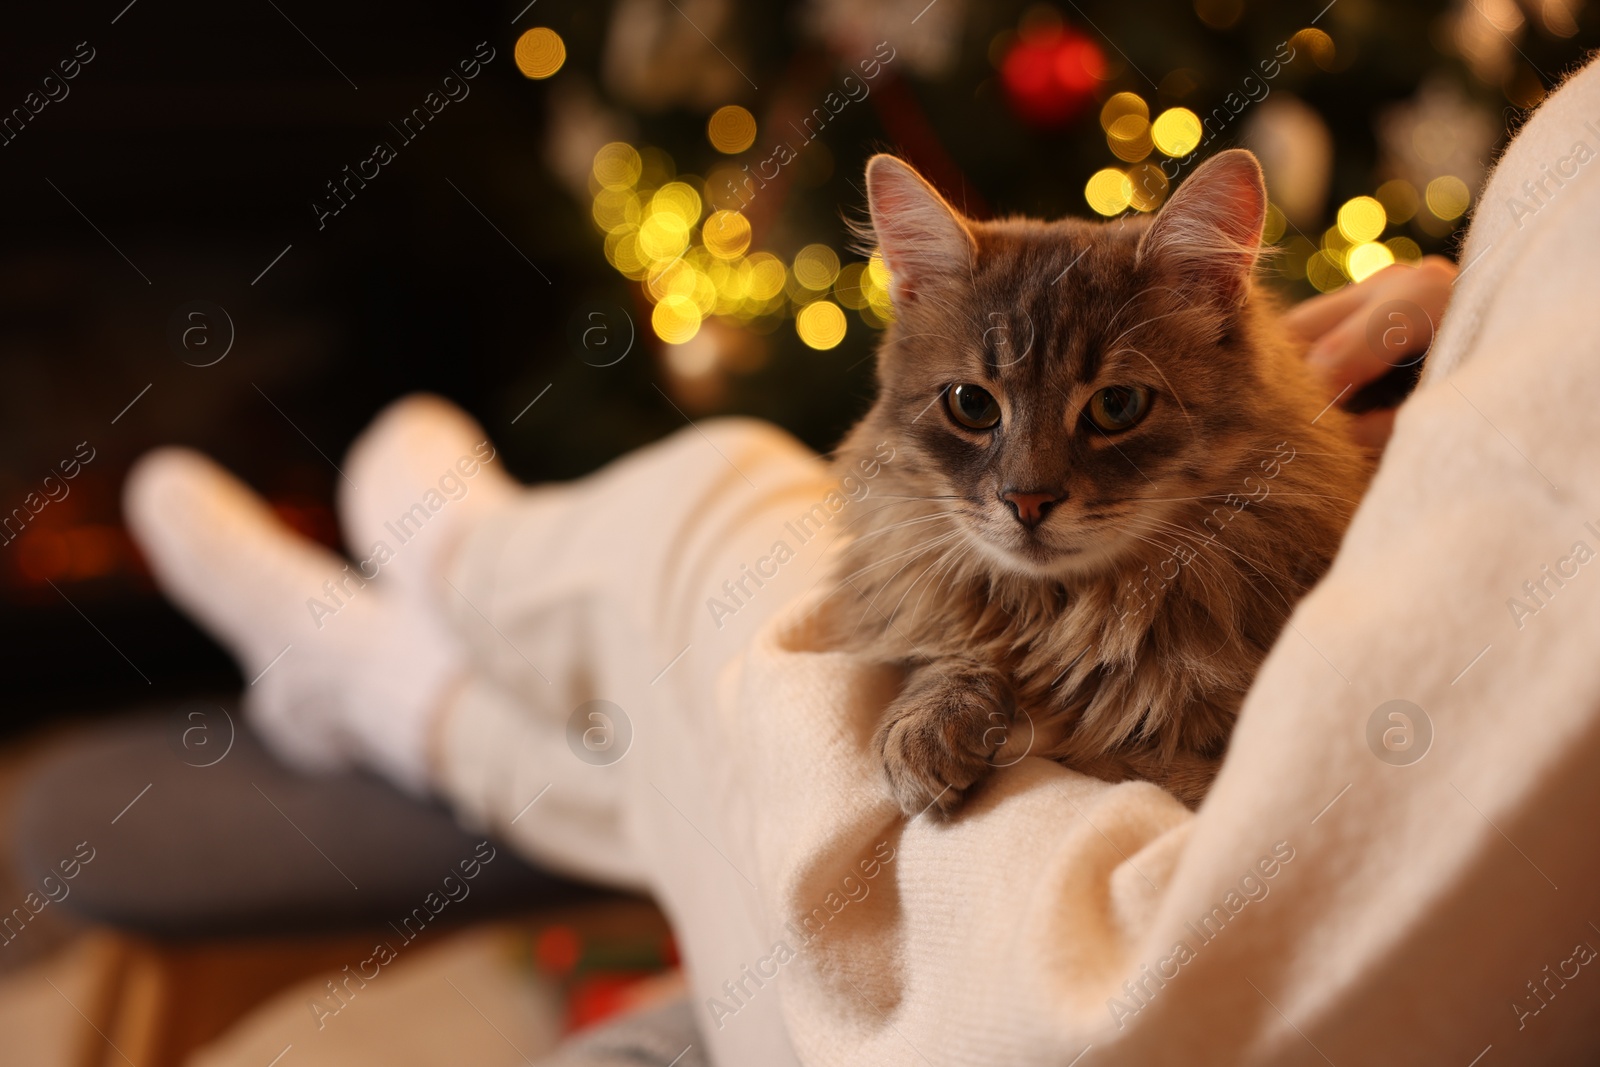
<box><xmin>946</xmin><ymin>384</ymin><xmax>1002</xmax><ymax>430</ymax></box>
<box><xmin>1086</xmin><ymin>385</ymin><xmax>1152</xmax><ymax>432</ymax></box>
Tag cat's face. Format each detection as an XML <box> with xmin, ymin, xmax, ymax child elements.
<box><xmin>863</xmin><ymin>151</ymin><xmax>1273</xmax><ymax>580</ymax></box>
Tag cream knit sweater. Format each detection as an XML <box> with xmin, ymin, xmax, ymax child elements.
<box><xmin>435</xmin><ymin>56</ymin><xmax>1600</xmax><ymax>1066</ymax></box>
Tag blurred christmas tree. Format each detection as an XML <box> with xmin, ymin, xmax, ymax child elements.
<box><xmin>507</xmin><ymin>0</ymin><xmax>1595</xmax><ymax>456</ymax></box>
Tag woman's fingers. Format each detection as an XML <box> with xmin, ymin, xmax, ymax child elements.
<box><xmin>1303</xmin><ymin>304</ymin><xmax>1424</xmax><ymax>393</ymax></box>
<box><xmin>1280</xmin><ymin>279</ymin><xmax>1371</xmax><ymax>343</ymax></box>
<box><xmin>1281</xmin><ymin>256</ymin><xmax>1457</xmax><ymax>453</ymax></box>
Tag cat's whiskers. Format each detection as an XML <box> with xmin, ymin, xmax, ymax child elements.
<box><xmin>843</xmin><ymin>530</ymin><xmax>965</xmax><ymax>641</ymax></box>
<box><xmin>913</xmin><ymin>538</ymin><xmax>981</xmax><ymax>620</ymax></box>
<box><xmin>847</xmin><ymin>512</ymin><xmax>956</xmax><ymax>546</ymax></box>
<box><xmin>863</xmin><ymin>530</ymin><xmax>964</xmax><ymax>612</ymax></box>
<box><xmin>831</xmin><ymin>529</ymin><xmax>960</xmax><ymax>592</ymax></box>
<box><xmin>835</xmin><ymin>496</ymin><xmax>956</xmax><ymax>534</ymax></box>
<box><xmin>1117</xmin><ymin>524</ymin><xmax>1240</xmax><ymax>621</ymax></box>
<box><xmin>883</xmin><ymin>526</ymin><xmax>981</xmax><ymax>625</ymax></box>
<box><xmin>1136</xmin><ymin>514</ymin><xmax>1295</xmax><ymax>613</ymax></box>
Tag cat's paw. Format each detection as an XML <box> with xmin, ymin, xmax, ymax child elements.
<box><xmin>876</xmin><ymin>664</ymin><xmax>1015</xmax><ymax>819</ymax></box>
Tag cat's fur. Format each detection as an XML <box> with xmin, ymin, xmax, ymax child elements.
<box><xmin>820</xmin><ymin>150</ymin><xmax>1373</xmax><ymax>817</ymax></box>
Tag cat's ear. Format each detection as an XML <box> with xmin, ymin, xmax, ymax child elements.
<box><xmin>1136</xmin><ymin>149</ymin><xmax>1267</xmax><ymax>307</ymax></box>
<box><xmin>864</xmin><ymin>154</ymin><xmax>976</xmax><ymax>306</ymax></box>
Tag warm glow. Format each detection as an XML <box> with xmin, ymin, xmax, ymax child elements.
<box><xmin>606</xmin><ymin>231</ymin><xmax>646</xmax><ymax>277</ymax></box>
<box><xmin>1375</xmin><ymin>179</ymin><xmax>1419</xmax><ymax>225</ymax></box>
<box><xmin>638</xmin><ymin>212</ymin><xmax>690</xmax><ymax>261</ymax></box>
<box><xmin>1151</xmin><ymin>108</ymin><xmax>1202</xmax><ymax>157</ymax></box>
<box><xmin>745</xmin><ymin>253</ymin><xmax>787</xmax><ymax>300</ymax></box>
<box><xmin>1385</xmin><ymin>235</ymin><xmax>1423</xmax><ymax>263</ymax></box>
<box><xmin>1290</xmin><ymin>27</ymin><xmax>1335</xmax><ymax>70</ymax></box>
<box><xmin>1262</xmin><ymin>202</ymin><xmax>1287</xmax><ymax>244</ymax></box>
<box><xmin>707</xmin><ymin>105</ymin><xmax>758</xmax><ymax>153</ymax></box>
<box><xmin>1107</xmin><ymin>114</ymin><xmax>1153</xmax><ymax>162</ymax></box>
<box><xmin>1085</xmin><ymin>168</ymin><xmax>1132</xmax><ymax>215</ymax></box>
<box><xmin>833</xmin><ymin>262</ymin><xmax>868</xmax><ymax>309</ymax></box>
<box><xmin>1425</xmin><ymin>175</ymin><xmax>1471</xmax><ymax>220</ymax></box>
<box><xmin>1305</xmin><ymin>251</ymin><xmax>1347</xmax><ymax>292</ymax></box>
<box><xmin>653</xmin><ymin>294</ymin><xmax>703</xmax><ymax>344</ymax></box>
<box><xmin>650</xmin><ymin>182</ymin><xmax>703</xmax><ymax>227</ymax></box>
<box><xmin>593</xmin><ymin>143</ymin><xmax>643</xmax><ymax>191</ymax></box>
<box><xmin>1346</xmin><ymin>241</ymin><xmax>1395</xmax><ymax>283</ymax></box>
<box><xmin>514</xmin><ymin>28</ymin><xmax>566</xmax><ymax>79</ymax></box>
<box><xmin>1337</xmin><ymin>196</ymin><xmax>1387</xmax><ymax>243</ymax></box>
<box><xmin>703</xmin><ymin>210</ymin><xmax>752</xmax><ymax>258</ymax></box>
<box><xmin>592</xmin><ymin>188</ymin><xmax>641</xmax><ymax>233</ymax></box>
<box><xmin>861</xmin><ymin>253</ymin><xmax>894</xmax><ymax>322</ymax></box>
<box><xmin>1126</xmin><ymin>162</ymin><xmax>1167</xmax><ymax>212</ymax></box>
<box><xmin>796</xmin><ymin>301</ymin><xmax>847</xmax><ymax>350</ymax></box>
<box><xmin>1099</xmin><ymin>92</ymin><xmax>1148</xmax><ymax>131</ymax></box>
<box><xmin>793</xmin><ymin>244</ymin><xmax>841</xmax><ymax>290</ymax></box>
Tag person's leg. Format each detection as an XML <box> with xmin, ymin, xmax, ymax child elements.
<box><xmin>428</xmin><ymin>415</ymin><xmax>842</xmax><ymax>1067</ymax></box>
<box><xmin>125</xmin><ymin>400</ymin><xmax>838</xmax><ymax>1064</ymax></box>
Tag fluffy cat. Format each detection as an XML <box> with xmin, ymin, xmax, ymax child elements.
<box><xmin>821</xmin><ymin>150</ymin><xmax>1373</xmax><ymax>818</ymax></box>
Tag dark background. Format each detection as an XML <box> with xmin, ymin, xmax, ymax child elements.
<box><xmin>1</xmin><ymin>0</ymin><xmax>1594</xmax><ymax>725</ymax></box>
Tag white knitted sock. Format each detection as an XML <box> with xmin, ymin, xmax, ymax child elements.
<box><xmin>337</xmin><ymin>394</ymin><xmax>517</xmax><ymax>612</ymax></box>
<box><xmin>123</xmin><ymin>447</ymin><xmax>465</xmax><ymax>794</ymax></box>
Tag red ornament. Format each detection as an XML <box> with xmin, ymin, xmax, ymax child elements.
<box><xmin>1000</xmin><ymin>26</ymin><xmax>1106</xmax><ymax>127</ymax></box>
<box><xmin>535</xmin><ymin>924</ymin><xmax>584</xmax><ymax>975</ymax></box>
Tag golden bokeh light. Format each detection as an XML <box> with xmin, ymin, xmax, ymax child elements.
<box><xmin>1085</xmin><ymin>168</ymin><xmax>1133</xmax><ymax>216</ymax></box>
<box><xmin>605</xmin><ymin>230</ymin><xmax>646</xmax><ymax>277</ymax></box>
<box><xmin>796</xmin><ymin>301</ymin><xmax>847</xmax><ymax>350</ymax></box>
<box><xmin>866</xmin><ymin>251</ymin><xmax>891</xmax><ymax>290</ymax></box>
<box><xmin>593</xmin><ymin>143</ymin><xmax>643</xmax><ymax>191</ymax></box>
<box><xmin>745</xmin><ymin>253</ymin><xmax>787</xmax><ymax>301</ymax></box>
<box><xmin>592</xmin><ymin>188</ymin><xmax>641</xmax><ymax>233</ymax></box>
<box><xmin>861</xmin><ymin>252</ymin><xmax>894</xmax><ymax>324</ymax></box>
<box><xmin>1385</xmin><ymin>235</ymin><xmax>1423</xmax><ymax>263</ymax></box>
<box><xmin>1336</xmin><ymin>196</ymin><xmax>1387</xmax><ymax>243</ymax></box>
<box><xmin>793</xmin><ymin>244</ymin><xmax>841</xmax><ymax>290</ymax></box>
<box><xmin>1290</xmin><ymin>28</ymin><xmax>1335</xmax><ymax>71</ymax></box>
<box><xmin>1374</xmin><ymin>179</ymin><xmax>1419</xmax><ymax>225</ymax></box>
<box><xmin>514</xmin><ymin>28</ymin><xmax>566</xmax><ymax>79</ymax></box>
<box><xmin>1305</xmin><ymin>250</ymin><xmax>1347</xmax><ymax>292</ymax></box>
<box><xmin>1262</xmin><ymin>202</ymin><xmax>1287</xmax><ymax>245</ymax></box>
<box><xmin>586</xmin><ymin>137</ymin><xmax>902</xmax><ymax>350</ymax></box>
<box><xmin>703</xmin><ymin>210</ymin><xmax>752</xmax><ymax>258</ymax></box>
<box><xmin>653</xmin><ymin>294</ymin><xmax>703</xmax><ymax>344</ymax></box>
<box><xmin>1346</xmin><ymin>241</ymin><xmax>1395</xmax><ymax>283</ymax></box>
<box><xmin>1107</xmin><ymin>114</ymin><xmax>1153</xmax><ymax>163</ymax></box>
<box><xmin>650</xmin><ymin>182</ymin><xmax>703</xmax><ymax>227</ymax></box>
<box><xmin>1126</xmin><ymin>162</ymin><xmax>1168</xmax><ymax>212</ymax></box>
<box><xmin>638</xmin><ymin>212</ymin><xmax>690</xmax><ymax>261</ymax></box>
<box><xmin>1321</xmin><ymin>225</ymin><xmax>1351</xmax><ymax>274</ymax></box>
<box><xmin>1099</xmin><ymin>92</ymin><xmax>1148</xmax><ymax>132</ymax></box>
<box><xmin>1425</xmin><ymin>175</ymin><xmax>1471</xmax><ymax>220</ymax></box>
<box><xmin>832</xmin><ymin>263</ymin><xmax>867</xmax><ymax>309</ymax></box>
<box><xmin>1151</xmin><ymin>108</ymin><xmax>1203</xmax><ymax>157</ymax></box>
<box><xmin>707</xmin><ymin>105</ymin><xmax>758</xmax><ymax>154</ymax></box>
<box><xmin>589</xmin><ymin>143</ymin><xmax>871</xmax><ymax>354</ymax></box>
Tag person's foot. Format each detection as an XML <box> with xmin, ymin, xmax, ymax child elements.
<box><xmin>338</xmin><ymin>394</ymin><xmax>517</xmax><ymax>610</ymax></box>
<box><xmin>124</xmin><ymin>447</ymin><xmax>465</xmax><ymax>794</ymax></box>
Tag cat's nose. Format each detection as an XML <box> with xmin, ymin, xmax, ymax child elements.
<box><xmin>1000</xmin><ymin>488</ymin><xmax>1061</xmax><ymax>529</ymax></box>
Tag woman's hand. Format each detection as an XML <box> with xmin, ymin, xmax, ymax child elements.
<box><xmin>1282</xmin><ymin>255</ymin><xmax>1457</xmax><ymax>450</ymax></box>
